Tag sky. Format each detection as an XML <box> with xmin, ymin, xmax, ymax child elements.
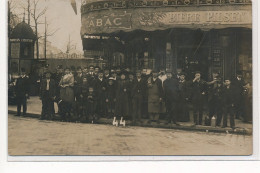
<box><xmin>10</xmin><ymin>0</ymin><xmax>83</xmax><ymax>53</ymax></box>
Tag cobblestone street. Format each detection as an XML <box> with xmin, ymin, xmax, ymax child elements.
<box><xmin>8</xmin><ymin>114</ymin><xmax>252</xmax><ymax>156</ymax></box>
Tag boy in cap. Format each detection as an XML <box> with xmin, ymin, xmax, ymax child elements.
<box><xmin>75</xmin><ymin>76</ymin><xmax>89</xmax><ymax>121</ymax></box>
<box><xmin>87</xmin><ymin>86</ymin><xmax>97</xmax><ymax>123</ymax></box>
<box><xmin>105</xmin><ymin>77</ymin><xmax>116</xmax><ymax>118</ymax></box>
<box><xmin>39</xmin><ymin>71</ymin><xmax>56</xmax><ymax>120</ymax></box>
<box><xmin>14</xmin><ymin>68</ymin><xmax>29</xmax><ymax>116</ymax></box>
<box><xmin>222</xmin><ymin>78</ymin><xmax>236</xmax><ymax>129</ymax></box>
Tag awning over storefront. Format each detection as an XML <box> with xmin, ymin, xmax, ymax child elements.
<box><xmin>81</xmin><ymin>1</ymin><xmax>252</xmax><ymax>36</ymax></box>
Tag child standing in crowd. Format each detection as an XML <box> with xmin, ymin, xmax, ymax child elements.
<box><xmin>105</xmin><ymin>78</ymin><xmax>116</xmax><ymax>118</ymax></box>
<box><xmin>59</xmin><ymin>67</ymin><xmax>74</xmax><ymax>121</ymax></box>
<box><xmin>94</xmin><ymin>70</ymin><xmax>107</xmax><ymax>118</ymax></box>
<box><xmin>87</xmin><ymin>86</ymin><xmax>97</xmax><ymax>123</ymax></box>
<box><xmin>40</xmin><ymin>71</ymin><xmax>56</xmax><ymax>120</ymax></box>
<box><xmin>75</xmin><ymin>76</ymin><xmax>89</xmax><ymax>122</ymax></box>
<box><xmin>222</xmin><ymin>79</ymin><xmax>236</xmax><ymax>129</ymax></box>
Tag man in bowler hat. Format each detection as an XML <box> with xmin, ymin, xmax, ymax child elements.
<box><xmin>14</xmin><ymin>68</ymin><xmax>29</xmax><ymax>116</ymax></box>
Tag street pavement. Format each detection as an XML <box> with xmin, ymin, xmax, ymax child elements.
<box><xmin>8</xmin><ymin>96</ymin><xmax>253</xmax><ymax>135</ymax></box>
<box><xmin>8</xmin><ymin>114</ymin><xmax>252</xmax><ymax>156</ymax></box>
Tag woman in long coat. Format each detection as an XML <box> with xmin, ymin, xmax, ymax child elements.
<box><xmin>59</xmin><ymin>67</ymin><xmax>75</xmax><ymax>120</ymax></box>
<box><xmin>115</xmin><ymin>72</ymin><xmax>129</xmax><ymax>120</ymax></box>
<box><xmin>147</xmin><ymin>71</ymin><xmax>165</xmax><ymax>122</ymax></box>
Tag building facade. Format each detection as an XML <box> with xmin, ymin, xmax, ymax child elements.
<box><xmin>81</xmin><ymin>0</ymin><xmax>252</xmax><ymax>81</ymax></box>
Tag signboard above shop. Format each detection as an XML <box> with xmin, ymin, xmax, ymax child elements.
<box><xmin>81</xmin><ymin>1</ymin><xmax>252</xmax><ymax>35</ymax></box>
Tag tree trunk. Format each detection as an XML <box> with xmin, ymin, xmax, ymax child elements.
<box><xmin>35</xmin><ymin>24</ymin><xmax>39</xmax><ymax>59</ymax></box>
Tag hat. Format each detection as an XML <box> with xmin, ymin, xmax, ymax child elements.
<box><xmin>151</xmin><ymin>70</ymin><xmax>159</xmax><ymax>73</ymax></box>
<box><xmin>89</xmin><ymin>65</ymin><xmax>94</xmax><ymax>68</ymax></box>
<box><xmin>21</xmin><ymin>68</ymin><xmax>26</xmax><ymax>72</ymax></box>
<box><xmin>225</xmin><ymin>77</ymin><xmax>231</xmax><ymax>81</ymax></box>
<box><xmin>180</xmin><ymin>72</ymin><xmax>186</xmax><ymax>76</ymax></box>
<box><xmin>94</xmin><ymin>66</ymin><xmax>100</xmax><ymax>69</ymax></box>
<box><xmin>45</xmin><ymin>70</ymin><xmax>52</xmax><ymax>75</ymax></box>
<box><xmin>98</xmin><ymin>70</ymin><xmax>104</xmax><ymax>74</ymax></box>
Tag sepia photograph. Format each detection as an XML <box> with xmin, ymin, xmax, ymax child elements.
<box><xmin>7</xmin><ymin>0</ymin><xmax>254</xmax><ymax>157</ymax></box>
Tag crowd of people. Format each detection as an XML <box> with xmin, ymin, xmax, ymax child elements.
<box><xmin>13</xmin><ymin>65</ymin><xmax>252</xmax><ymax>129</ymax></box>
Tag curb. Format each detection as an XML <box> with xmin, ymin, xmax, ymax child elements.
<box><xmin>8</xmin><ymin>110</ymin><xmax>252</xmax><ymax>135</ymax></box>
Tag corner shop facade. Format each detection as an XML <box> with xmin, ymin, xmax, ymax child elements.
<box><xmin>81</xmin><ymin>0</ymin><xmax>252</xmax><ymax>81</ymax></box>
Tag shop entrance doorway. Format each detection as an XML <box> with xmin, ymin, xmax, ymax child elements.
<box><xmin>177</xmin><ymin>46</ymin><xmax>210</xmax><ymax>81</ymax></box>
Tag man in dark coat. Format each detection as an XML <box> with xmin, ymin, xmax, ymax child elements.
<box><xmin>87</xmin><ymin>65</ymin><xmax>95</xmax><ymax>86</ymax></box>
<box><xmin>191</xmin><ymin>71</ymin><xmax>207</xmax><ymax>125</ymax></box>
<box><xmin>222</xmin><ymin>79</ymin><xmax>236</xmax><ymax>129</ymax></box>
<box><xmin>132</xmin><ymin>70</ymin><xmax>147</xmax><ymax>123</ymax></box>
<box><xmin>178</xmin><ymin>72</ymin><xmax>191</xmax><ymax>122</ymax></box>
<box><xmin>40</xmin><ymin>71</ymin><xmax>56</xmax><ymax>120</ymax></box>
<box><xmin>115</xmin><ymin>72</ymin><xmax>129</xmax><ymax>120</ymax></box>
<box><xmin>14</xmin><ymin>68</ymin><xmax>29</xmax><ymax>116</ymax></box>
<box><xmin>94</xmin><ymin>70</ymin><xmax>107</xmax><ymax>118</ymax></box>
<box><xmin>163</xmin><ymin>71</ymin><xmax>179</xmax><ymax>125</ymax></box>
<box><xmin>127</xmin><ymin>72</ymin><xmax>135</xmax><ymax>120</ymax></box>
<box><xmin>207</xmin><ymin>75</ymin><xmax>224</xmax><ymax>126</ymax></box>
<box><xmin>232</xmin><ymin>73</ymin><xmax>246</xmax><ymax>120</ymax></box>
<box><xmin>147</xmin><ymin>71</ymin><xmax>164</xmax><ymax>123</ymax></box>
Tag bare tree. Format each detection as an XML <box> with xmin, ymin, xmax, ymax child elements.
<box><xmin>43</xmin><ymin>16</ymin><xmax>60</xmax><ymax>59</ymax></box>
<box><xmin>30</xmin><ymin>0</ymin><xmax>48</xmax><ymax>59</ymax></box>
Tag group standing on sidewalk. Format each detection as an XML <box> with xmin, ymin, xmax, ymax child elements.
<box><xmin>12</xmin><ymin>65</ymin><xmax>252</xmax><ymax>129</ymax></box>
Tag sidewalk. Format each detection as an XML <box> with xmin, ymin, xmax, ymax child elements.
<box><xmin>8</xmin><ymin>97</ymin><xmax>253</xmax><ymax>135</ymax></box>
